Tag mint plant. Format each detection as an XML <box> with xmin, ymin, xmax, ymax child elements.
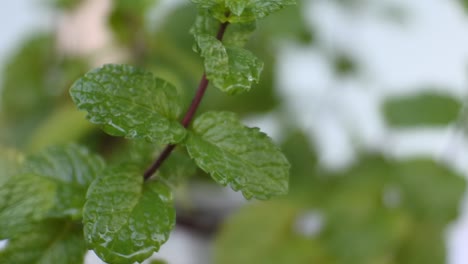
<box><xmin>0</xmin><ymin>1</ymin><xmax>294</xmax><ymax>263</ymax></box>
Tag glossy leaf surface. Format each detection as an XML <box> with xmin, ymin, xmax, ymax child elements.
<box><xmin>83</xmin><ymin>165</ymin><xmax>175</xmax><ymax>264</ymax></box>
<box><xmin>185</xmin><ymin>111</ymin><xmax>289</xmax><ymax>199</ymax></box>
<box><xmin>194</xmin><ymin>35</ymin><xmax>263</xmax><ymax>95</ymax></box>
<box><xmin>70</xmin><ymin>64</ymin><xmax>186</xmax><ymax>144</ymax></box>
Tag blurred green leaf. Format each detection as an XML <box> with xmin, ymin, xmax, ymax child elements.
<box><xmin>83</xmin><ymin>165</ymin><xmax>175</xmax><ymax>264</ymax></box>
<box><xmin>215</xmin><ymin>200</ymin><xmax>328</xmax><ymax>264</ymax></box>
<box><xmin>27</xmin><ymin>103</ymin><xmax>94</xmax><ymax>152</ymax></box>
<box><xmin>394</xmin><ymin>159</ymin><xmax>466</xmax><ymax>224</ymax></box>
<box><xmin>149</xmin><ymin>260</ymin><xmax>168</xmax><ymax>264</ymax></box>
<box><xmin>185</xmin><ymin>111</ymin><xmax>290</xmax><ymax>199</ymax></box>
<box><xmin>0</xmin><ymin>34</ymin><xmax>88</xmax><ymax>148</ymax></box>
<box><xmin>382</xmin><ymin>92</ymin><xmax>461</xmax><ymax>127</ymax></box>
<box><xmin>109</xmin><ymin>0</ymin><xmax>159</xmax><ymax>47</ymax></box>
<box><xmin>70</xmin><ymin>64</ymin><xmax>187</xmax><ymax>144</ymax></box>
<box><xmin>1</xmin><ymin>35</ymin><xmax>55</xmax><ymax>121</ymax></box>
<box><xmin>0</xmin><ymin>220</ymin><xmax>87</xmax><ymax>264</ymax></box>
<box><xmin>20</xmin><ymin>144</ymin><xmax>106</xmax><ymax>219</ymax></box>
<box><xmin>256</xmin><ymin>0</ymin><xmax>313</xmax><ymax>43</ymax></box>
<box><xmin>397</xmin><ymin>224</ymin><xmax>445</xmax><ymax>264</ymax></box>
<box><xmin>0</xmin><ymin>174</ymin><xmax>56</xmax><ymax>239</ymax></box>
<box><xmin>280</xmin><ymin>130</ymin><xmax>320</xmax><ymax>199</ymax></box>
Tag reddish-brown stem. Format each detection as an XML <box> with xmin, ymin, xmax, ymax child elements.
<box><xmin>144</xmin><ymin>21</ymin><xmax>229</xmax><ymax>181</ymax></box>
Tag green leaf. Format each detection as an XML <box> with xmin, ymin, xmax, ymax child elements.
<box><xmin>192</xmin><ymin>0</ymin><xmax>296</xmax><ymax>23</ymax></box>
<box><xmin>382</xmin><ymin>92</ymin><xmax>461</xmax><ymax>127</ymax></box>
<box><xmin>21</xmin><ymin>144</ymin><xmax>106</xmax><ymax>219</ymax></box>
<box><xmin>185</xmin><ymin>111</ymin><xmax>289</xmax><ymax>199</ymax></box>
<box><xmin>194</xmin><ymin>35</ymin><xmax>263</xmax><ymax>94</ymax></box>
<box><xmin>394</xmin><ymin>159</ymin><xmax>466</xmax><ymax>224</ymax></box>
<box><xmin>215</xmin><ymin>201</ymin><xmax>327</xmax><ymax>264</ymax></box>
<box><xmin>191</xmin><ymin>9</ymin><xmax>256</xmax><ymax>48</ymax></box>
<box><xmin>83</xmin><ymin>165</ymin><xmax>175</xmax><ymax>264</ymax></box>
<box><xmin>70</xmin><ymin>64</ymin><xmax>186</xmax><ymax>144</ymax></box>
<box><xmin>0</xmin><ymin>174</ymin><xmax>56</xmax><ymax>239</ymax></box>
<box><xmin>0</xmin><ymin>220</ymin><xmax>87</xmax><ymax>264</ymax></box>
<box><xmin>397</xmin><ymin>224</ymin><xmax>445</xmax><ymax>264</ymax></box>
<box><xmin>0</xmin><ymin>34</ymin><xmax>89</xmax><ymax>148</ymax></box>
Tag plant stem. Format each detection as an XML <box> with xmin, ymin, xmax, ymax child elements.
<box><xmin>144</xmin><ymin>21</ymin><xmax>229</xmax><ymax>181</ymax></box>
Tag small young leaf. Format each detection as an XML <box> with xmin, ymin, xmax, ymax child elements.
<box><xmin>191</xmin><ymin>9</ymin><xmax>256</xmax><ymax>48</ymax></box>
<box><xmin>0</xmin><ymin>220</ymin><xmax>87</xmax><ymax>264</ymax></box>
<box><xmin>195</xmin><ymin>35</ymin><xmax>263</xmax><ymax>94</ymax></box>
<box><xmin>83</xmin><ymin>165</ymin><xmax>175</xmax><ymax>264</ymax></box>
<box><xmin>185</xmin><ymin>111</ymin><xmax>289</xmax><ymax>199</ymax></box>
<box><xmin>0</xmin><ymin>174</ymin><xmax>56</xmax><ymax>239</ymax></box>
<box><xmin>21</xmin><ymin>144</ymin><xmax>106</xmax><ymax>219</ymax></box>
<box><xmin>192</xmin><ymin>0</ymin><xmax>296</xmax><ymax>23</ymax></box>
<box><xmin>70</xmin><ymin>64</ymin><xmax>186</xmax><ymax>144</ymax></box>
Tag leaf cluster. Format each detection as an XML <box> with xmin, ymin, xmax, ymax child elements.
<box><xmin>1</xmin><ymin>1</ymin><xmax>294</xmax><ymax>263</ymax></box>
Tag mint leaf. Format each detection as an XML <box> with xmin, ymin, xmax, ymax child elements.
<box><xmin>83</xmin><ymin>165</ymin><xmax>176</xmax><ymax>264</ymax></box>
<box><xmin>195</xmin><ymin>35</ymin><xmax>263</xmax><ymax>94</ymax></box>
<box><xmin>185</xmin><ymin>111</ymin><xmax>289</xmax><ymax>199</ymax></box>
<box><xmin>0</xmin><ymin>174</ymin><xmax>56</xmax><ymax>239</ymax></box>
<box><xmin>0</xmin><ymin>220</ymin><xmax>87</xmax><ymax>264</ymax></box>
<box><xmin>191</xmin><ymin>9</ymin><xmax>256</xmax><ymax>48</ymax></box>
<box><xmin>21</xmin><ymin>144</ymin><xmax>106</xmax><ymax>219</ymax></box>
<box><xmin>70</xmin><ymin>64</ymin><xmax>186</xmax><ymax>144</ymax></box>
<box><xmin>223</xmin><ymin>47</ymin><xmax>263</xmax><ymax>93</ymax></box>
<box><xmin>192</xmin><ymin>0</ymin><xmax>296</xmax><ymax>23</ymax></box>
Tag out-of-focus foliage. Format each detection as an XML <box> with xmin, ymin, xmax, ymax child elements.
<box><xmin>83</xmin><ymin>165</ymin><xmax>175</xmax><ymax>264</ymax></box>
<box><xmin>215</xmin><ymin>154</ymin><xmax>466</xmax><ymax>264</ymax></box>
<box><xmin>383</xmin><ymin>92</ymin><xmax>461</xmax><ymax>127</ymax></box>
<box><xmin>52</xmin><ymin>0</ymin><xmax>82</xmax><ymax>9</ymax></box>
<box><xmin>0</xmin><ymin>34</ymin><xmax>90</xmax><ymax>149</ymax></box>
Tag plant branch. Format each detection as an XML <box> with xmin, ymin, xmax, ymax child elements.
<box><xmin>144</xmin><ymin>21</ymin><xmax>230</xmax><ymax>180</ymax></box>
